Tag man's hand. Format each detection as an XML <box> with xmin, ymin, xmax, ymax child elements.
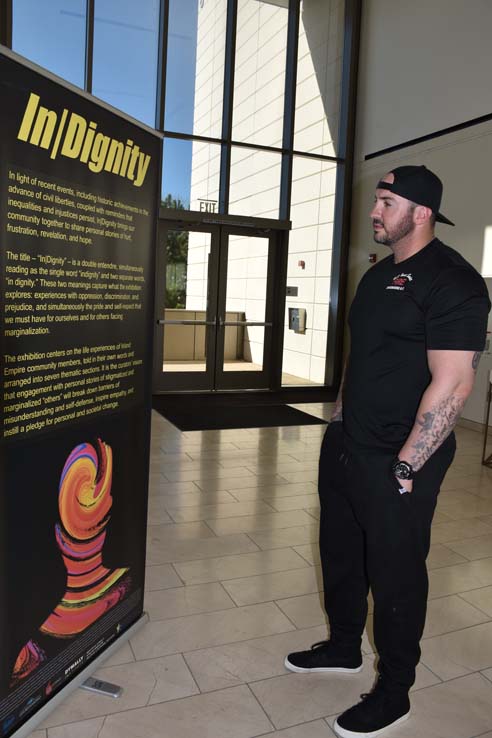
<box><xmin>396</xmin><ymin>477</ymin><xmax>413</xmax><ymax>494</ymax></box>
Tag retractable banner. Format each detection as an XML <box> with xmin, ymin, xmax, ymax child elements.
<box><xmin>0</xmin><ymin>51</ymin><xmax>159</xmax><ymax>737</ymax></box>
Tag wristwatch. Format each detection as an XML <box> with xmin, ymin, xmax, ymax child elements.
<box><xmin>391</xmin><ymin>458</ymin><xmax>414</xmax><ymax>480</ymax></box>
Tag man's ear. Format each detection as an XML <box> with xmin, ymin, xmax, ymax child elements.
<box><xmin>413</xmin><ymin>205</ymin><xmax>433</xmax><ymax>225</ymax></box>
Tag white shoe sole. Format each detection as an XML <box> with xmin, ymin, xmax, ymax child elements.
<box><xmin>333</xmin><ymin>710</ymin><xmax>410</xmax><ymax>737</ymax></box>
<box><xmin>284</xmin><ymin>657</ymin><xmax>363</xmax><ymax>674</ymax></box>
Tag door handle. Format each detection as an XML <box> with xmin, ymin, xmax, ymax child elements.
<box><xmin>157</xmin><ymin>319</ymin><xmax>217</xmax><ymax>326</ymax></box>
<box><xmin>219</xmin><ymin>320</ymin><xmax>273</xmax><ymax>327</ymax></box>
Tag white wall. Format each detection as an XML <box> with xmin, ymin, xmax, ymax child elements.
<box><xmin>357</xmin><ymin>0</ymin><xmax>492</xmax><ymax>158</ymax></box>
<box><xmin>350</xmin><ymin>1</ymin><xmax>492</xmax><ymax>424</ymax></box>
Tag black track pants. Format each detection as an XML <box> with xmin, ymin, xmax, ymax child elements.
<box><xmin>318</xmin><ymin>421</ymin><xmax>456</xmax><ymax>693</ymax></box>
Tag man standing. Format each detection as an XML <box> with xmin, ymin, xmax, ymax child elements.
<box><xmin>285</xmin><ymin>166</ymin><xmax>490</xmax><ymax>737</ymax></box>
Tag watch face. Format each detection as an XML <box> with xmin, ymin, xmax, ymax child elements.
<box><xmin>393</xmin><ymin>461</ymin><xmax>412</xmax><ymax>480</ymax></box>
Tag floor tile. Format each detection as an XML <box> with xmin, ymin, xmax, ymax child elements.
<box><xmin>144</xmin><ymin>581</ymin><xmax>235</xmax><ymax>619</ymax></box>
<box><xmin>196</xmin><ymin>474</ymin><xmax>290</xmax><ymax>493</ymax></box>
<box><xmin>145</xmin><ymin>564</ymin><xmax>183</xmax><ymax>591</ymax></box>
<box><xmin>460</xmin><ymin>586</ymin><xmax>492</xmax><ymax>616</ymax></box>
<box><xmin>146</xmin><ymin>506</ymin><xmax>174</xmax><ymax>524</ymax></box>
<box><xmin>422</xmin><ymin>595</ymin><xmax>491</xmax><ymax>637</ymax></box>
<box><xmin>293</xmin><ymin>544</ymin><xmax>321</xmax><ymax>565</ymax></box>
<box><xmin>222</xmin><ymin>565</ymin><xmax>323</xmax><ymax>606</ymax></box>
<box><xmin>40</xmin><ymin>655</ymin><xmax>199</xmax><ymax>728</ymax></box>
<box><xmin>229</xmin><ymin>482</ymin><xmax>317</xmax><ymax>501</ymax></box>
<box><xmin>249</xmin><ymin>656</ymin><xmax>376</xmax><ymax>729</ymax></box>
<box><xmin>184</xmin><ymin>626</ymin><xmax>328</xmax><ymax>692</ymax></box>
<box><xmin>146</xmin><ymin>532</ymin><xmax>259</xmax><ymax>566</ymax></box>
<box><xmin>167</xmin><ymin>500</ymin><xmax>276</xmax><ymax>522</ymax></box>
<box><xmin>429</xmin><ymin>558</ymin><xmax>492</xmax><ymax>598</ymax></box>
<box><xmin>47</xmin><ymin>718</ymin><xmax>104</xmax><ymax>737</ymax></box>
<box><xmin>430</xmin><ymin>510</ymin><xmax>454</xmax><ymax>525</ymax></box>
<box><xmin>277</xmin><ymin>471</ymin><xmax>319</xmax><ymax>484</ymax></box>
<box><xmin>248</xmin><ymin>461</ymin><xmax>319</xmax><ymax>475</ymax></box>
<box><xmin>437</xmin><ymin>498</ymin><xmax>492</xmax><ymax>520</ymax></box>
<box><xmin>218</xmin><ymin>454</ymin><xmax>295</xmax><ymax>469</ymax></box>
<box><xmin>445</xmin><ymin>535</ymin><xmax>492</xmax><ymax>561</ymax></box>
<box><xmin>100</xmin><ymin>641</ymin><xmax>135</xmax><ymax>667</ymax></box>
<box><xmin>153</xmin><ymin>490</ymin><xmax>237</xmax><ymax>508</ymax></box>
<box><xmin>275</xmin><ymin>592</ymin><xmax>327</xmax><ymax>629</ymax></box>
<box><xmin>256</xmin><ymin>720</ymin><xmax>336</xmax><ymax>738</ymax></box>
<box><xmin>247</xmin><ymin>525</ymin><xmax>319</xmax><ymax>550</ymax></box>
<box><xmin>146</xmin><ymin>521</ymin><xmax>217</xmax><ymax>542</ymax></box>
<box><xmin>98</xmin><ymin>685</ymin><xmax>273</xmax><ymax>738</ymax></box>
<box><xmin>438</xmin><ymin>486</ymin><xmax>483</xmax><ymax>501</ymax></box>
<box><xmin>267</xmin><ymin>494</ymin><xmax>320</xmax><ymax>512</ymax></box>
<box><xmin>130</xmin><ymin>602</ymin><xmax>296</xmax><ymax>660</ymax></box>
<box><xmin>173</xmin><ymin>547</ymin><xmax>309</xmax><ymax>585</ymax></box>
<box><xmin>206</xmin><ymin>510</ymin><xmax>316</xmax><ymax>535</ymax></box>
<box><xmin>426</xmin><ymin>543</ymin><xmax>469</xmax><ymax>569</ymax></box>
<box><xmin>431</xmin><ymin>519</ymin><xmax>492</xmax><ymax>545</ymax></box>
<box><xmin>163</xmin><ymin>466</ymin><xmax>256</xmax><ymax>483</ymax></box>
<box><xmin>420</xmin><ymin>621</ymin><xmax>492</xmax><ymax>679</ymax></box>
<box><xmin>148</xmin><ymin>481</ymin><xmax>201</xmax><ymax>496</ymax></box>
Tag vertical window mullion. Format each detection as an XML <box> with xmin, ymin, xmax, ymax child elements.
<box><xmin>84</xmin><ymin>0</ymin><xmax>94</xmax><ymax>93</ymax></box>
<box><xmin>279</xmin><ymin>0</ymin><xmax>300</xmax><ymax>222</ymax></box>
<box><xmin>155</xmin><ymin>0</ymin><xmax>169</xmax><ymax>131</ymax></box>
<box><xmin>325</xmin><ymin>0</ymin><xmax>362</xmax><ymax>387</ymax></box>
<box><xmin>0</xmin><ymin>0</ymin><xmax>12</xmax><ymax>47</ymax></box>
<box><xmin>218</xmin><ymin>0</ymin><xmax>238</xmax><ymax>214</ymax></box>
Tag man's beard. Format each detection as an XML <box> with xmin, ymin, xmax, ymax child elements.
<box><xmin>373</xmin><ymin>209</ymin><xmax>415</xmax><ymax>246</ymax></box>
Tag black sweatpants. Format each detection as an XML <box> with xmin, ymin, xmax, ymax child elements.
<box><xmin>318</xmin><ymin>421</ymin><xmax>456</xmax><ymax>694</ymax></box>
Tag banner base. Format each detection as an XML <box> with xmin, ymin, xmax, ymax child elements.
<box><xmin>10</xmin><ymin>612</ymin><xmax>149</xmax><ymax>738</ymax></box>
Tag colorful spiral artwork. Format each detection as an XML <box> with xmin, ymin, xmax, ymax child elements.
<box><xmin>10</xmin><ymin>439</ymin><xmax>130</xmax><ymax>686</ymax></box>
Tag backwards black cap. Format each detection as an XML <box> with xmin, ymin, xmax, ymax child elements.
<box><xmin>377</xmin><ymin>165</ymin><xmax>454</xmax><ymax>226</ymax></box>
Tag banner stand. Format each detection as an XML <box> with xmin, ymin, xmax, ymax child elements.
<box><xmin>0</xmin><ymin>48</ymin><xmax>160</xmax><ymax>738</ymax></box>
<box><xmin>10</xmin><ymin>613</ymin><xmax>148</xmax><ymax>738</ymax></box>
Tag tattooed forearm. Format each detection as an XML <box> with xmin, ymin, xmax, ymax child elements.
<box><xmin>331</xmin><ymin>399</ymin><xmax>343</xmax><ymax>422</ymax></box>
<box><xmin>409</xmin><ymin>394</ymin><xmax>466</xmax><ymax>470</ymax></box>
<box><xmin>330</xmin><ymin>360</ymin><xmax>347</xmax><ymax>422</ymax></box>
<box><xmin>472</xmin><ymin>352</ymin><xmax>482</xmax><ymax>372</ymax></box>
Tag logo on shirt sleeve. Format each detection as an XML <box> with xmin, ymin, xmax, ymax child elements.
<box><xmin>386</xmin><ymin>273</ymin><xmax>413</xmax><ymax>291</ymax></box>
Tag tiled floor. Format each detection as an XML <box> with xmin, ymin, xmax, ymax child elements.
<box><xmin>30</xmin><ymin>405</ymin><xmax>492</xmax><ymax>738</ymax></box>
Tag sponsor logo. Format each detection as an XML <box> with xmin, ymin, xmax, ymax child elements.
<box><xmin>386</xmin><ymin>272</ymin><xmax>413</xmax><ymax>291</ymax></box>
<box><xmin>2</xmin><ymin>716</ymin><xmax>16</xmax><ymax>735</ymax></box>
<box><xmin>65</xmin><ymin>655</ymin><xmax>84</xmax><ymax>677</ymax></box>
<box><xmin>19</xmin><ymin>695</ymin><xmax>42</xmax><ymax>718</ymax></box>
<box><xmin>45</xmin><ymin>676</ymin><xmax>63</xmax><ymax>696</ymax></box>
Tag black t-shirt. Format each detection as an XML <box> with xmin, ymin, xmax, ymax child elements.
<box><xmin>343</xmin><ymin>238</ymin><xmax>491</xmax><ymax>452</ymax></box>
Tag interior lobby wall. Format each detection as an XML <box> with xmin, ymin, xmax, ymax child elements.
<box><xmin>348</xmin><ymin>1</ymin><xmax>492</xmax><ymax>424</ymax></box>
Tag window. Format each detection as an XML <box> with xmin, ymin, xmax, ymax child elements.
<box><xmin>92</xmin><ymin>0</ymin><xmax>160</xmax><ymax>127</ymax></box>
<box><xmin>12</xmin><ymin>0</ymin><xmax>86</xmax><ymax>87</ymax></box>
<box><xmin>232</xmin><ymin>0</ymin><xmax>288</xmax><ymax>147</ymax></box>
<box><xmin>162</xmin><ymin>138</ymin><xmax>221</xmax><ymax>212</ymax></box>
<box><xmin>165</xmin><ymin>0</ymin><xmax>227</xmax><ymax>138</ymax></box>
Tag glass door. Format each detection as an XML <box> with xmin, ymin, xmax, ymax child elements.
<box><xmin>153</xmin><ymin>222</ymin><xmax>280</xmax><ymax>392</ymax></box>
<box><xmin>214</xmin><ymin>228</ymin><xmax>276</xmax><ymax>390</ymax></box>
<box><xmin>153</xmin><ymin>222</ymin><xmax>220</xmax><ymax>391</ymax></box>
